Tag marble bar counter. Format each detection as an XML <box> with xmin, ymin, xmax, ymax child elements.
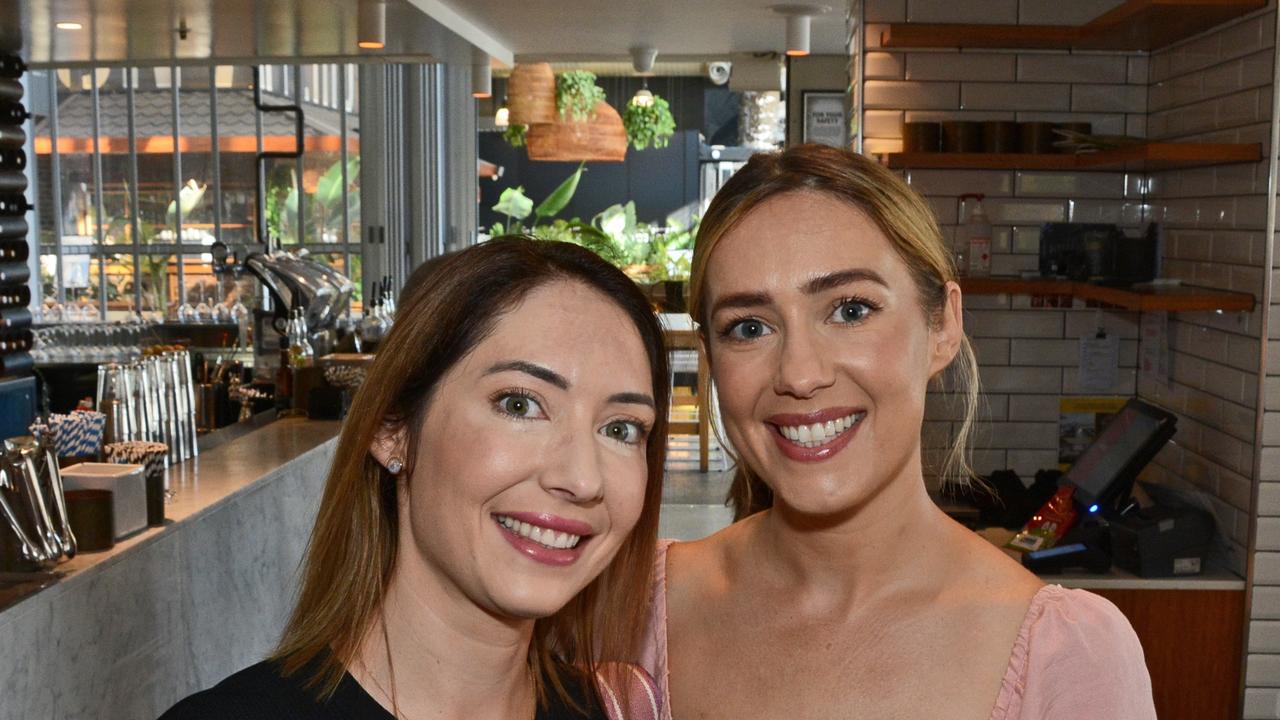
<box><xmin>0</xmin><ymin>418</ymin><xmax>341</xmax><ymax>720</ymax></box>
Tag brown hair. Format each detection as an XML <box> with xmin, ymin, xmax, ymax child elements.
<box><xmin>689</xmin><ymin>144</ymin><xmax>980</xmax><ymax>519</ymax></box>
<box><xmin>273</xmin><ymin>236</ymin><xmax>670</xmax><ymax>710</ymax></box>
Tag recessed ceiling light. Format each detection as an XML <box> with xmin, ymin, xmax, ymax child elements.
<box><xmin>55</xmin><ymin>21</ymin><xmax>83</xmax><ymax>31</ymax></box>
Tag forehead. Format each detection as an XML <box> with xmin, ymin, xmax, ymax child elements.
<box><xmin>462</xmin><ymin>279</ymin><xmax>651</xmax><ymax>389</ymax></box>
<box><xmin>707</xmin><ymin>191</ymin><xmax>904</xmax><ymax>294</ymax></box>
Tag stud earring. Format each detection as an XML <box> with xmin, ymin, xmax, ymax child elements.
<box><xmin>387</xmin><ymin>457</ymin><xmax>404</xmax><ymax>475</ymax></box>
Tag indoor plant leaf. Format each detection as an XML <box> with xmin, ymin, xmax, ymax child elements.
<box><xmin>493</xmin><ymin>186</ymin><xmax>534</xmax><ymax>220</ymax></box>
<box><xmin>534</xmin><ymin>162</ymin><xmax>586</xmax><ymax>221</ymax></box>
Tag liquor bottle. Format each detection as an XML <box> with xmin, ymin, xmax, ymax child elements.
<box><xmin>0</xmin><ymin>102</ymin><xmax>29</xmax><ymax>125</ymax></box>
<box><xmin>0</xmin><ymin>148</ymin><xmax>26</xmax><ymax>171</ymax></box>
<box><xmin>0</xmin><ymin>193</ymin><xmax>32</xmax><ymax>215</ymax></box>
<box><xmin>0</xmin><ymin>240</ymin><xmax>29</xmax><ymax>262</ymax></box>
<box><xmin>0</xmin><ymin>285</ymin><xmax>30</xmax><ymax>307</ymax></box>
<box><xmin>0</xmin><ymin>307</ymin><xmax>31</xmax><ymax>330</ymax></box>
<box><xmin>0</xmin><ymin>56</ymin><xmax>27</xmax><ymax>80</ymax></box>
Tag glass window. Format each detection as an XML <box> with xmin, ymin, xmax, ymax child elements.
<box><xmin>32</xmin><ymin>62</ymin><xmax>362</xmax><ymax>325</ymax></box>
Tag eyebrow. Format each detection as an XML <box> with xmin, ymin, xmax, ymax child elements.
<box><xmin>608</xmin><ymin>392</ymin><xmax>655</xmax><ymax>409</ymax></box>
<box><xmin>708</xmin><ymin>268</ymin><xmax>889</xmax><ymax>317</ymax></box>
<box><xmin>485</xmin><ymin>360</ymin><xmax>568</xmax><ymax>389</ymax></box>
<box><xmin>485</xmin><ymin>361</ymin><xmax>653</xmax><ymax>408</ymax></box>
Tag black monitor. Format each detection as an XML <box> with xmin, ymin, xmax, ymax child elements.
<box><xmin>1061</xmin><ymin>398</ymin><xmax>1177</xmax><ymax>514</ymax></box>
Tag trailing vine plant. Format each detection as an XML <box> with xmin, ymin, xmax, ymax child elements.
<box><xmin>556</xmin><ymin>70</ymin><xmax>606</xmax><ymax>122</ymax></box>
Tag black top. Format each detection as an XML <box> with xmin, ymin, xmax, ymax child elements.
<box><xmin>160</xmin><ymin>658</ymin><xmax>608</xmax><ymax>720</ymax></box>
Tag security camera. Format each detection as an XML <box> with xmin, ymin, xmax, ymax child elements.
<box><xmin>707</xmin><ymin>61</ymin><xmax>731</xmax><ymax>86</ymax></box>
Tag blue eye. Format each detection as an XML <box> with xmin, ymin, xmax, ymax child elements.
<box><xmin>601</xmin><ymin>420</ymin><xmax>646</xmax><ymax>445</ymax></box>
<box><xmin>725</xmin><ymin>318</ymin><xmax>774</xmax><ymax>340</ymax></box>
<box><xmin>829</xmin><ymin>299</ymin><xmax>873</xmax><ymax>324</ymax></box>
<box><xmin>496</xmin><ymin>392</ymin><xmax>545</xmax><ymax>419</ymax></box>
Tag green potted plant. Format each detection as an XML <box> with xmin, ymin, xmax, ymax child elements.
<box><xmin>622</xmin><ymin>94</ymin><xmax>676</xmax><ymax>151</ymax></box>
<box><xmin>556</xmin><ymin>70</ymin><xmax>606</xmax><ymax>122</ymax></box>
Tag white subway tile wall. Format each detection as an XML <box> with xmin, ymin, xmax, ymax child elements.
<box><xmin>858</xmin><ymin>3</ymin><xmax>1278</xmax><ymax>709</ymax></box>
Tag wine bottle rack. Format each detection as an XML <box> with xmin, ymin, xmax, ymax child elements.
<box><xmin>0</xmin><ymin>51</ymin><xmax>29</xmax><ymax>380</ymax></box>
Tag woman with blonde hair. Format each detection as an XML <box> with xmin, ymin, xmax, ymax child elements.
<box><xmin>640</xmin><ymin>145</ymin><xmax>1154</xmax><ymax>719</ymax></box>
<box><xmin>163</xmin><ymin>237</ymin><xmax>667</xmax><ymax>720</ymax></box>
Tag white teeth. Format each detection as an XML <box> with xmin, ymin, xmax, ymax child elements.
<box><xmin>776</xmin><ymin>412</ymin><xmax>863</xmax><ymax>448</ymax></box>
<box><xmin>495</xmin><ymin>515</ymin><xmax>582</xmax><ymax>550</ymax></box>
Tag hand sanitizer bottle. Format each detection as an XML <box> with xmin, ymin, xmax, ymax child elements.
<box><xmin>960</xmin><ymin>193</ymin><xmax>992</xmax><ymax>277</ymax></box>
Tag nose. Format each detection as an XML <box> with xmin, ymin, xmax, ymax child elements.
<box><xmin>539</xmin><ymin>427</ymin><xmax>605</xmax><ymax>504</ymax></box>
<box><xmin>772</xmin><ymin>324</ymin><xmax>835</xmax><ymax>399</ymax></box>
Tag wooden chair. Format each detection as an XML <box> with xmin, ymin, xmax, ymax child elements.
<box><xmin>663</xmin><ymin>328</ymin><xmax>710</xmax><ymax>472</ymax></box>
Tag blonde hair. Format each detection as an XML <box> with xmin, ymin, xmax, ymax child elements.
<box><xmin>272</xmin><ymin>238</ymin><xmax>670</xmax><ymax>710</ymax></box>
<box><xmin>689</xmin><ymin>145</ymin><xmax>980</xmax><ymax>519</ymax></box>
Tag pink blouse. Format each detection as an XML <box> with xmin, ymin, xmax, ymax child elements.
<box><xmin>638</xmin><ymin>540</ymin><xmax>1156</xmax><ymax>720</ymax></box>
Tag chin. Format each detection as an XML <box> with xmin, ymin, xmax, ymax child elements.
<box><xmin>488</xmin><ymin>576</ymin><xmax>587</xmax><ymax>620</ymax></box>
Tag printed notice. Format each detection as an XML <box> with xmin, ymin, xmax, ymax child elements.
<box><xmin>1078</xmin><ymin>332</ymin><xmax>1120</xmax><ymax>393</ymax></box>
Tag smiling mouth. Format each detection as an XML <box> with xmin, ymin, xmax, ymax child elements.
<box><xmin>493</xmin><ymin>514</ymin><xmax>585</xmax><ymax>550</ymax></box>
<box><xmin>771</xmin><ymin>411</ymin><xmax>866</xmax><ymax>449</ymax></box>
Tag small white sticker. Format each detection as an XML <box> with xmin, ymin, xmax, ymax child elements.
<box><xmin>1173</xmin><ymin>557</ymin><xmax>1201</xmax><ymax>575</ymax></box>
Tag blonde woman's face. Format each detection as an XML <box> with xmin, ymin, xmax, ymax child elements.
<box><xmin>702</xmin><ymin>190</ymin><xmax>960</xmax><ymax>516</ymax></box>
<box><xmin>399</xmin><ymin>280</ymin><xmax>655</xmax><ymax>620</ymax></box>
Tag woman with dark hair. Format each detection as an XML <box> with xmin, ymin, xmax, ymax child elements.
<box><xmin>163</xmin><ymin>237</ymin><xmax>668</xmax><ymax>720</ymax></box>
<box><xmin>638</xmin><ymin>145</ymin><xmax>1154</xmax><ymax>720</ymax></box>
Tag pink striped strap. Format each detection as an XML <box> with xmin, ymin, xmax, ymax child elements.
<box><xmin>594</xmin><ymin>662</ymin><xmax>661</xmax><ymax>720</ymax></box>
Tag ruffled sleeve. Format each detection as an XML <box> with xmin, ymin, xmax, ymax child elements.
<box><xmin>633</xmin><ymin>540</ymin><xmax>674</xmax><ymax>720</ymax></box>
<box><xmin>991</xmin><ymin>585</ymin><xmax>1156</xmax><ymax>720</ymax></box>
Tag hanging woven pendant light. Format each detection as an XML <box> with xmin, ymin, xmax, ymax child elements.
<box><xmin>526</xmin><ymin>100</ymin><xmax>628</xmax><ymax>162</ymax></box>
<box><xmin>506</xmin><ymin>63</ymin><xmax>556</xmax><ymax>125</ymax></box>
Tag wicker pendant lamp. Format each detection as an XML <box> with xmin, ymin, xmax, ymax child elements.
<box><xmin>506</xmin><ymin>63</ymin><xmax>557</xmax><ymax>125</ymax></box>
<box><xmin>526</xmin><ymin>100</ymin><xmax>628</xmax><ymax>162</ymax></box>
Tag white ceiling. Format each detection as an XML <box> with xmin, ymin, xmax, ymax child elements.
<box><xmin>0</xmin><ymin>0</ymin><xmax>851</xmax><ymax>67</ymax></box>
<box><xmin>435</xmin><ymin>0</ymin><xmax>850</xmax><ymax>61</ymax></box>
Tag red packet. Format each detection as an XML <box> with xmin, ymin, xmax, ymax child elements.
<box><xmin>1006</xmin><ymin>486</ymin><xmax>1078</xmax><ymax>553</ymax></box>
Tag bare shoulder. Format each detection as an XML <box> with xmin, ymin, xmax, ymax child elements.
<box><xmin>664</xmin><ymin>519</ymin><xmax>751</xmax><ymax>615</ymax></box>
<box><xmin>945</xmin><ymin>521</ymin><xmax>1044</xmax><ymax>607</ymax></box>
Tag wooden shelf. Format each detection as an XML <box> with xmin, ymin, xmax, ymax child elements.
<box><xmin>884</xmin><ymin>143</ymin><xmax>1262</xmax><ymax>172</ymax></box>
<box><xmin>879</xmin><ymin>0</ymin><xmax>1265</xmax><ymax>51</ymax></box>
<box><xmin>960</xmin><ymin>277</ymin><xmax>1255</xmax><ymax>312</ymax></box>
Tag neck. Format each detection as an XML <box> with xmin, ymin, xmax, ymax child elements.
<box><xmin>746</xmin><ymin>451</ymin><xmax>957</xmax><ymax>611</ymax></box>
<box><xmin>351</xmin><ymin>546</ymin><xmax>537</xmax><ymax>720</ymax></box>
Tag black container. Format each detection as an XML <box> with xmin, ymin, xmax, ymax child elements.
<box><xmin>0</xmin><ymin>169</ymin><xmax>27</xmax><ymax>193</ymax></box>
<box><xmin>0</xmin><ymin>193</ymin><xmax>31</xmax><ymax>216</ymax></box>
<box><xmin>0</xmin><ymin>125</ymin><xmax>24</xmax><ymax>149</ymax></box>
<box><xmin>0</xmin><ymin>351</ymin><xmax>32</xmax><ymax>376</ymax></box>
<box><xmin>0</xmin><ymin>240</ymin><xmax>28</xmax><ymax>263</ymax></box>
<box><xmin>942</xmin><ymin>121</ymin><xmax>983</xmax><ymax>152</ymax></box>
<box><xmin>902</xmin><ymin>121</ymin><xmax>942</xmax><ymax>152</ymax></box>
<box><xmin>0</xmin><ymin>330</ymin><xmax>32</xmax><ymax>353</ymax></box>
<box><xmin>145</xmin><ymin>466</ymin><xmax>165</xmax><ymax>527</ymax></box>
<box><xmin>0</xmin><ymin>56</ymin><xmax>27</xmax><ymax>80</ymax></box>
<box><xmin>0</xmin><ymin>148</ymin><xmax>25</xmax><ymax>171</ymax></box>
<box><xmin>0</xmin><ymin>103</ymin><xmax>28</xmax><ymax>125</ymax></box>
<box><xmin>65</xmin><ymin>489</ymin><xmax>114</xmax><ymax>552</ymax></box>
<box><xmin>1019</xmin><ymin>122</ymin><xmax>1056</xmax><ymax>154</ymax></box>
<box><xmin>0</xmin><ymin>79</ymin><xmax>21</xmax><ymax>103</ymax></box>
<box><xmin>0</xmin><ymin>307</ymin><xmax>31</xmax><ymax>330</ymax></box>
<box><xmin>982</xmin><ymin>121</ymin><xmax>1019</xmax><ymax>153</ymax></box>
<box><xmin>0</xmin><ymin>261</ymin><xmax>29</xmax><ymax>284</ymax></box>
<box><xmin>0</xmin><ymin>284</ymin><xmax>30</xmax><ymax>307</ymax></box>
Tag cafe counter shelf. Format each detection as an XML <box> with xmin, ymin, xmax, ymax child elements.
<box><xmin>0</xmin><ymin>417</ymin><xmax>341</xmax><ymax>719</ymax></box>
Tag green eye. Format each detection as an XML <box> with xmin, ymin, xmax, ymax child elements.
<box><xmin>601</xmin><ymin>420</ymin><xmax>644</xmax><ymax>445</ymax></box>
<box><xmin>497</xmin><ymin>393</ymin><xmax>544</xmax><ymax>419</ymax></box>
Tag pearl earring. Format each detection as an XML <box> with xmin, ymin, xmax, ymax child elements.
<box><xmin>387</xmin><ymin>457</ymin><xmax>404</xmax><ymax>474</ymax></box>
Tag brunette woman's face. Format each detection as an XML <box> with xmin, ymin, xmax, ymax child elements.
<box><xmin>702</xmin><ymin>191</ymin><xmax>961</xmax><ymax>516</ymax></box>
<box><xmin>394</xmin><ymin>280</ymin><xmax>655</xmax><ymax>620</ymax></box>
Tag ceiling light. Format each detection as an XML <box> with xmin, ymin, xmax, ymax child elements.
<box><xmin>630</xmin><ymin>46</ymin><xmax>658</xmax><ymax>75</ymax></box>
<box><xmin>55</xmin><ymin>21</ymin><xmax>83</xmax><ymax>31</ymax></box>
<box><xmin>631</xmin><ymin>81</ymin><xmax>654</xmax><ymax>108</ymax></box>
<box><xmin>358</xmin><ymin>0</ymin><xmax>386</xmax><ymax>50</ymax></box>
<box><xmin>770</xmin><ymin>4</ymin><xmax>830</xmax><ymax>57</ymax></box>
<box><xmin>495</xmin><ymin>98</ymin><xmax>509</xmax><ymax>127</ymax></box>
<box><xmin>472</xmin><ymin>52</ymin><xmax>492</xmax><ymax>98</ymax></box>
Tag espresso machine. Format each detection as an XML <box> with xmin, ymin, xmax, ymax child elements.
<box><xmin>240</xmin><ymin>249</ymin><xmax>354</xmax><ymax>371</ymax></box>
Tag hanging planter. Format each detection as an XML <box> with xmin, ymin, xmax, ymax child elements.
<box><xmin>506</xmin><ymin>63</ymin><xmax>556</xmax><ymax>125</ymax></box>
<box><xmin>526</xmin><ymin>100</ymin><xmax>627</xmax><ymax>162</ymax></box>
<box><xmin>622</xmin><ymin>93</ymin><xmax>676</xmax><ymax>150</ymax></box>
